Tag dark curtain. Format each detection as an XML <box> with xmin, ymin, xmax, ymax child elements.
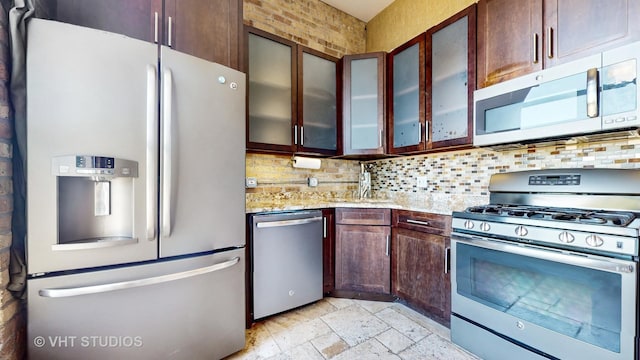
<box><xmin>6</xmin><ymin>0</ymin><xmax>35</xmax><ymax>299</ymax></box>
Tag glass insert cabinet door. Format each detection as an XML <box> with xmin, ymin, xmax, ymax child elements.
<box><xmin>343</xmin><ymin>52</ymin><xmax>386</xmax><ymax>155</ymax></box>
<box><xmin>299</xmin><ymin>48</ymin><xmax>338</xmax><ymax>153</ymax></box>
<box><xmin>430</xmin><ymin>16</ymin><xmax>468</xmax><ymax>143</ymax></box>
<box><xmin>247</xmin><ymin>30</ymin><xmax>295</xmax><ymax>151</ymax></box>
<box><xmin>428</xmin><ymin>6</ymin><xmax>475</xmax><ymax>148</ymax></box>
<box><xmin>388</xmin><ymin>33</ymin><xmax>426</xmax><ymax>154</ymax></box>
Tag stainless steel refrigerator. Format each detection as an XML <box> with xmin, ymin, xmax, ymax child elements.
<box><xmin>26</xmin><ymin>19</ymin><xmax>246</xmax><ymax>359</ymax></box>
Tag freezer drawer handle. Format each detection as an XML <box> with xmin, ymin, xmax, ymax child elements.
<box><xmin>38</xmin><ymin>257</ymin><xmax>240</xmax><ymax>298</ymax></box>
<box><xmin>255</xmin><ymin>216</ymin><xmax>323</xmax><ymax>229</ymax></box>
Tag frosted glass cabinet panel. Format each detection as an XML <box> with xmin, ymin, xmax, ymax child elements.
<box><xmin>246</xmin><ymin>28</ymin><xmax>296</xmax><ymax>152</ymax></box>
<box><xmin>299</xmin><ymin>48</ymin><xmax>339</xmax><ymax>154</ymax></box>
<box><xmin>246</xmin><ymin>27</ymin><xmax>340</xmax><ymax>155</ymax></box>
<box><xmin>388</xmin><ymin>34</ymin><xmax>426</xmax><ymax>154</ymax></box>
<box><xmin>427</xmin><ymin>5</ymin><xmax>476</xmax><ymax>148</ymax></box>
<box><xmin>343</xmin><ymin>52</ymin><xmax>386</xmax><ymax>155</ymax></box>
<box><xmin>431</xmin><ymin>17</ymin><xmax>468</xmax><ymax>142</ymax></box>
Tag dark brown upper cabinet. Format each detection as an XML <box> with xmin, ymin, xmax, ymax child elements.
<box><xmin>426</xmin><ymin>5</ymin><xmax>476</xmax><ymax>149</ymax></box>
<box><xmin>478</xmin><ymin>0</ymin><xmax>640</xmax><ymax>88</ymax></box>
<box><xmin>387</xmin><ymin>5</ymin><xmax>475</xmax><ymax>154</ymax></box>
<box><xmin>297</xmin><ymin>47</ymin><xmax>342</xmax><ymax>155</ymax></box>
<box><xmin>245</xmin><ymin>27</ymin><xmax>341</xmax><ymax>155</ymax></box>
<box><xmin>36</xmin><ymin>0</ymin><xmax>161</xmax><ymax>43</ymax></box>
<box><xmin>246</xmin><ymin>28</ymin><xmax>298</xmax><ymax>153</ymax></box>
<box><xmin>387</xmin><ymin>34</ymin><xmax>427</xmax><ymax>154</ymax></box>
<box><xmin>477</xmin><ymin>0</ymin><xmax>542</xmax><ymax>89</ymax></box>
<box><xmin>36</xmin><ymin>0</ymin><xmax>241</xmax><ymax>70</ymax></box>
<box><xmin>342</xmin><ymin>52</ymin><xmax>387</xmax><ymax>156</ymax></box>
<box><xmin>164</xmin><ymin>0</ymin><xmax>241</xmax><ymax>69</ymax></box>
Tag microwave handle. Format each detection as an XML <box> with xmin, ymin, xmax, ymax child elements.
<box><xmin>586</xmin><ymin>68</ymin><xmax>599</xmax><ymax>118</ymax></box>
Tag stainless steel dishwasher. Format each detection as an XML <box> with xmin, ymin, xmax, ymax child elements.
<box><xmin>251</xmin><ymin>210</ymin><xmax>324</xmax><ymax>319</ymax></box>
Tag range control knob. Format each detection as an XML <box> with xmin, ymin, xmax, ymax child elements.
<box><xmin>558</xmin><ymin>231</ymin><xmax>575</xmax><ymax>243</ymax></box>
<box><xmin>464</xmin><ymin>220</ymin><xmax>474</xmax><ymax>229</ymax></box>
<box><xmin>480</xmin><ymin>222</ymin><xmax>491</xmax><ymax>232</ymax></box>
<box><xmin>515</xmin><ymin>226</ymin><xmax>528</xmax><ymax>237</ymax></box>
<box><xmin>586</xmin><ymin>234</ymin><xmax>604</xmax><ymax>247</ymax></box>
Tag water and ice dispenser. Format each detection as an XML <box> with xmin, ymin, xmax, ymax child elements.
<box><xmin>52</xmin><ymin>155</ymin><xmax>138</xmax><ymax>249</ymax></box>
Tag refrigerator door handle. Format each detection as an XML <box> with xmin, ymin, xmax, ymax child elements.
<box><xmin>146</xmin><ymin>64</ymin><xmax>158</xmax><ymax>241</ymax></box>
<box><xmin>162</xmin><ymin>67</ymin><xmax>173</xmax><ymax>237</ymax></box>
<box><xmin>39</xmin><ymin>257</ymin><xmax>241</xmax><ymax>298</ymax></box>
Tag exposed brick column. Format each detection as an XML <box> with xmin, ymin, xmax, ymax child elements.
<box><xmin>0</xmin><ymin>3</ymin><xmax>25</xmax><ymax>360</ymax></box>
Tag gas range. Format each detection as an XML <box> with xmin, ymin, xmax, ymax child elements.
<box><xmin>452</xmin><ymin>169</ymin><xmax>640</xmax><ymax>258</ymax></box>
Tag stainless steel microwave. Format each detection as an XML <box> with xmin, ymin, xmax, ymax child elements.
<box><xmin>474</xmin><ymin>42</ymin><xmax>639</xmax><ymax>147</ymax></box>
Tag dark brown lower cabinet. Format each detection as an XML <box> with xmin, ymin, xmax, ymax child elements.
<box><xmin>334</xmin><ymin>208</ymin><xmax>392</xmax><ymax>298</ymax></box>
<box><xmin>392</xmin><ymin>210</ymin><xmax>451</xmax><ymax>327</ymax></box>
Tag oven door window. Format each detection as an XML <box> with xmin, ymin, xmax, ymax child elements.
<box><xmin>456</xmin><ymin>242</ymin><xmax>622</xmax><ymax>353</ymax></box>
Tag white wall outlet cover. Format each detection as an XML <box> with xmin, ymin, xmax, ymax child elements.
<box><xmin>246</xmin><ymin>177</ymin><xmax>257</xmax><ymax>188</ymax></box>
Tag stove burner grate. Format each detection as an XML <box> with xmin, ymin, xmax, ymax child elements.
<box><xmin>465</xmin><ymin>205</ymin><xmax>636</xmax><ymax>227</ymax></box>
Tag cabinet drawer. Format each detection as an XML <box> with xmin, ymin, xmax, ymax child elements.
<box><xmin>392</xmin><ymin>210</ymin><xmax>451</xmax><ymax>236</ymax></box>
<box><xmin>335</xmin><ymin>208</ymin><xmax>391</xmax><ymax>225</ymax></box>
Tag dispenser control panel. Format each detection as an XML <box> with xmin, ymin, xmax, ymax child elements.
<box><xmin>76</xmin><ymin>156</ymin><xmax>115</xmax><ymax>175</ymax></box>
<box><xmin>52</xmin><ymin>155</ymin><xmax>138</xmax><ymax>178</ymax></box>
<box><xmin>76</xmin><ymin>156</ymin><xmax>114</xmax><ymax>169</ymax></box>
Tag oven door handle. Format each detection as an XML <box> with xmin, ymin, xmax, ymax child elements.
<box><xmin>452</xmin><ymin>234</ymin><xmax>636</xmax><ymax>274</ymax></box>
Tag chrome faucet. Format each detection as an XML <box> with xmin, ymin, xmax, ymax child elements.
<box><xmin>358</xmin><ymin>163</ymin><xmax>371</xmax><ymax>199</ymax></box>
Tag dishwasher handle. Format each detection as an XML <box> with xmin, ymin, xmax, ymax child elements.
<box><xmin>255</xmin><ymin>216</ymin><xmax>323</xmax><ymax>229</ymax></box>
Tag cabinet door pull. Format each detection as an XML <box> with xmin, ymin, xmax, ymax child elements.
<box><xmin>379</xmin><ymin>129</ymin><xmax>383</xmax><ymax>148</ymax></box>
<box><xmin>294</xmin><ymin>125</ymin><xmax>298</xmax><ymax>145</ymax></box>
<box><xmin>418</xmin><ymin>122</ymin><xmax>422</xmax><ymax>143</ymax></box>
<box><xmin>300</xmin><ymin>126</ymin><xmax>304</xmax><ymax>146</ymax></box>
<box><xmin>406</xmin><ymin>219</ymin><xmax>430</xmax><ymax>227</ymax></box>
<box><xmin>424</xmin><ymin>121</ymin><xmax>429</xmax><ymax>141</ymax></box>
<box><xmin>323</xmin><ymin>216</ymin><xmax>327</xmax><ymax>238</ymax></box>
<box><xmin>546</xmin><ymin>27</ymin><xmax>553</xmax><ymax>59</ymax></box>
<box><xmin>167</xmin><ymin>16</ymin><xmax>173</xmax><ymax>47</ymax></box>
<box><xmin>532</xmin><ymin>33</ymin><xmax>539</xmax><ymax>64</ymax></box>
<box><xmin>444</xmin><ymin>247</ymin><xmax>451</xmax><ymax>274</ymax></box>
<box><xmin>385</xmin><ymin>235</ymin><xmax>390</xmax><ymax>257</ymax></box>
<box><xmin>154</xmin><ymin>12</ymin><xmax>159</xmax><ymax>43</ymax></box>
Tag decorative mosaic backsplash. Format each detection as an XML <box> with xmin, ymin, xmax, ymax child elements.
<box><xmin>370</xmin><ymin>137</ymin><xmax>640</xmax><ymax>212</ymax></box>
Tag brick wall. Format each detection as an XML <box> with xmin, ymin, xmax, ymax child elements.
<box><xmin>243</xmin><ymin>0</ymin><xmax>366</xmax><ymax>57</ymax></box>
<box><xmin>0</xmin><ymin>3</ymin><xmax>24</xmax><ymax>360</ymax></box>
<box><xmin>245</xmin><ymin>153</ymin><xmax>361</xmax><ymax>211</ymax></box>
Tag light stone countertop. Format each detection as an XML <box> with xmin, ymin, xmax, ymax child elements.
<box><xmin>245</xmin><ymin>193</ymin><xmax>489</xmax><ymax>215</ymax></box>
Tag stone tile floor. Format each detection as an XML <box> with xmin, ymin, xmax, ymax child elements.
<box><xmin>225</xmin><ymin>297</ymin><xmax>481</xmax><ymax>359</ymax></box>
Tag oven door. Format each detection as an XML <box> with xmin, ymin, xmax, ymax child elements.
<box><xmin>451</xmin><ymin>234</ymin><xmax>637</xmax><ymax>360</ymax></box>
